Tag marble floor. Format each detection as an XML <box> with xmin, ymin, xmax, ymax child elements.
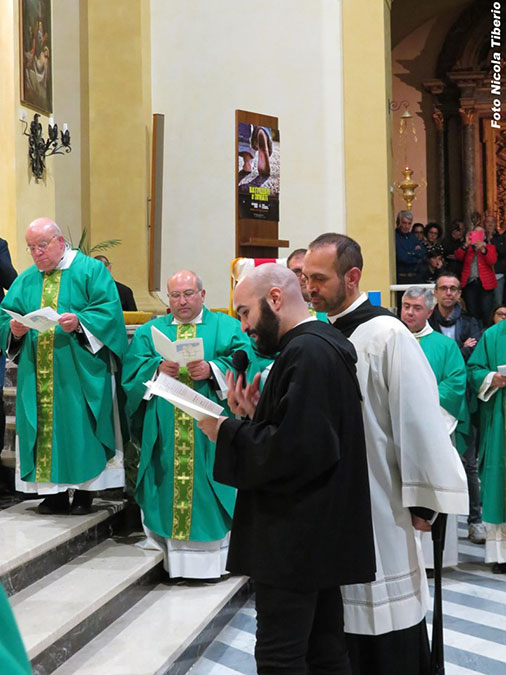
<box><xmin>189</xmin><ymin>519</ymin><xmax>506</xmax><ymax>675</ymax></box>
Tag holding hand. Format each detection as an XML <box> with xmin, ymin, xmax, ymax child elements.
<box><xmin>226</xmin><ymin>369</ymin><xmax>261</xmax><ymax>418</ymax></box>
<box><xmin>492</xmin><ymin>372</ymin><xmax>506</xmax><ymax>389</ymax></box>
<box><xmin>411</xmin><ymin>514</ymin><xmax>432</xmax><ymax>532</ymax></box>
<box><xmin>159</xmin><ymin>359</ymin><xmax>180</xmax><ymax>378</ymax></box>
<box><xmin>463</xmin><ymin>337</ymin><xmax>477</xmax><ymax>349</ymax></box>
<box><xmin>10</xmin><ymin>319</ymin><xmax>29</xmax><ymax>339</ymax></box>
<box><xmin>59</xmin><ymin>313</ymin><xmax>79</xmax><ymax>333</ymax></box>
<box><xmin>187</xmin><ymin>360</ymin><xmax>211</xmax><ymax>381</ymax></box>
<box><xmin>198</xmin><ymin>415</ymin><xmax>226</xmax><ymax>443</ymax></box>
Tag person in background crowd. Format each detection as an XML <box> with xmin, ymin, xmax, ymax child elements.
<box><xmin>455</xmin><ymin>224</ymin><xmax>497</xmax><ymax>326</ymax></box>
<box><xmin>424</xmin><ymin>222</ymin><xmax>444</xmax><ymax>258</ymax></box>
<box><xmin>412</xmin><ymin>223</ymin><xmax>425</xmax><ymax>242</ymax></box>
<box><xmin>286</xmin><ymin>248</ymin><xmax>311</xmax><ymax>302</ymax></box>
<box><xmin>401</xmin><ymin>286</ymin><xmax>469</xmax><ymax>570</ymax></box>
<box><xmin>467</xmin><ymin>319</ymin><xmax>506</xmax><ymax>573</ymax></box>
<box><xmin>442</xmin><ymin>220</ymin><xmax>465</xmax><ymax>278</ymax></box>
<box><xmin>488</xmin><ymin>304</ymin><xmax>506</xmax><ymax>328</ymax></box>
<box><xmin>484</xmin><ymin>212</ymin><xmax>506</xmax><ymax>306</ymax></box>
<box><xmin>429</xmin><ymin>272</ymin><xmax>485</xmax><ymax>545</ymax></box>
<box><xmin>0</xmin><ymin>238</ymin><xmax>17</xmax><ymax>464</ymax></box>
<box><xmin>94</xmin><ymin>254</ymin><xmax>138</xmax><ymax>311</ymax></box>
<box><xmin>395</xmin><ymin>210</ymin><xmax>426</xmax><ymax>286</ymax></box>
<box><xmin>421</xmin><ymin>249</ymin><xmax>445</xmax><ymax>283</ymax></box>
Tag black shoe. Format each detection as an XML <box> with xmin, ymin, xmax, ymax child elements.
<box><xmin>492</xmin><ymin>563</ymin><xmax>506</xmax><ymax>574</ymax></box>
<box><xmin>71</xmin><ymin>490</ymin><xmax>93</xmax><ymax>515</ymax></box>
<box><xmin>37</xmin><ymin>491</ymin><xmax>70</xmax><ymax>514</ymax></box>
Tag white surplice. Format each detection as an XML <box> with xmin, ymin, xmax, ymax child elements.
<box><xmin>332</xmin><ymin>295</ymin><xmax>468</xmax><ymax>635</ymax></box>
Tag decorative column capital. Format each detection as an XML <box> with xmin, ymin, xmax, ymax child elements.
<box><xmin>459</xmin><ymin>107</ymin><xmax>476</xmax><ymax>126</ymax></box>
<box><xmin>423</xmin><ymin>79</ymin><xmax>446</xmax><ymax>97</ymax></box>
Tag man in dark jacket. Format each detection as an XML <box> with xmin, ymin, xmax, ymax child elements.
<box><xmin>0</xmin><ymin>238</ymin><xmax>17</xmax><ymax>454</ymax></box>
<box><xmin>430</xmin><ymin>272</ymin><xmax>484</xmax><ymax>545</ymax></box>
<box><xmin>199</xmin><ymin>263</ymin><xmax>375</xmax><ymax>674</ymax></box>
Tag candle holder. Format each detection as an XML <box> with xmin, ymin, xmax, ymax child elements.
<box><xmin>22</xmin><ymin>113</ymin><xmax>72</xmax><ymax>179</ymax></box>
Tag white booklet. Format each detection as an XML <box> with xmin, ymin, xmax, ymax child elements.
<box><xmin>151</xmin><ymin>325</ymin><xmax>204</xmax><ymax>365</ymax></box>
<box><xmin>144</xmin><ymin>372</ymin><xmax>224</xmax><ymax>421</ymax></box>
<box><xmin>2</xmin><ymin>306</ymin><xmax>61</xmax><ymax>333</ymax></box>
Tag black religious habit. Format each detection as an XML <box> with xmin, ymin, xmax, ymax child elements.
<box><xmin>214</xmin><ymin>320</ymin><xmax>376</xmax><ymax>591</ymax></box>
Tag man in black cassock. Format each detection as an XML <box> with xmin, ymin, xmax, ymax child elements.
<box><xmin>199</xmin><ymin>263</ymin><xmax>375</xmax><ymax>674</ymax></box>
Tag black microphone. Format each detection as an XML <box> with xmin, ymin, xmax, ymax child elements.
<box><xmin>232</xmin><ymin>349</ymin><xmax>250</xmax><ymax>388</ymax></box>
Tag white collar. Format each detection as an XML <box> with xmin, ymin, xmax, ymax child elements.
<box><xmin>293</xmin><ymin>316</ymin><xmax>317</xmax><ymax>328</ymax></box>
<box><xmin>327</xmin><ymin>292</ymin><xmax>367</xmax><ymax>324</ymax></box>
<box><xmin>171</xmin><ymin>308</ymin><xmax>204</xmax><ymax>325</ymax></box>
<box><xmin>413</xmin><ymin>322</ymin><xmax>433</xmax><ymax>339</ymax></box>
<box><xmin>41</xmin><ymin>246</ymin><xmax>77</xmax><ymax>273</ymax></box>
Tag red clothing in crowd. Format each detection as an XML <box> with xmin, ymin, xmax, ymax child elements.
<box><xmin>455</xmin><ymin>244</ymin><xmax>497</xmax><ymax>289</ymax></box>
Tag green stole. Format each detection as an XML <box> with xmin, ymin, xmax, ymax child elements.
<box><xmin>171</xmin><ymin>322</ymin><xmax>197</xmax><ymax>539</ymax></box>
<box><xmin>35</xmin><ymin>270</ymin><xmax>62</xmax><ymax>482</ymax></box>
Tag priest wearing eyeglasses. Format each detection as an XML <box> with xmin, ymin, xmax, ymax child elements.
<box><xmin>122</xmin><ymin>270</ymin><xmax>256</xmax><ymax>580</ymax></box>
<box><xmin>0</xmin><ymin>217</ymin><xmax>128</xmax><ymax>515</ymax></box>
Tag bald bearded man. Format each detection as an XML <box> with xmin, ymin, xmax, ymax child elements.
<box><xmin>199</xmin><ymin>264</ymin><xmax>375</xmax><ymax>674</ymax></box>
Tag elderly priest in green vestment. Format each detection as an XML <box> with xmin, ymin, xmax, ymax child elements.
<box><xmin>467</xmin><ymin>320</ymin><xmax>506</xmax><ymax>573</ymax></box>
<box><xmin>401</xmin><ymin>286</ymin><xmax>470</xmax><ymax>568</ymax></box>
<box><xmin>0</xmin><ymin>218</ymin><xmax>128</xmax><ymax>515</ymax></box>
<box><xmin>122</xmin><ymin>270</ymin><xmax>255</xmax><ymax>579</ymax></box>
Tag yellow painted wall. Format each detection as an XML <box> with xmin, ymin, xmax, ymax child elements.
<box><xmin>342</xmin><ymin>0</ymin><xmax>395</xmax><ymax>304</ymax></box>
<box><xmin>1</xmin><ymin>0</ymin><xmax>55</xmax><ymax>273</ymax></box>
<box><xmin>84</xmin><ymin>0</ymin><xmax>161</xmax><ymax>310</ymax></box>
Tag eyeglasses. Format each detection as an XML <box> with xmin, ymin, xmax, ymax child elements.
<box><xmin>436</xmin><ymin>285</ymin><xmax>460</xmax><ymax>293</ymax></box>
<box><xmin>169</xmin><ymin>289</ymin><xmax>200</xmax><ymax>300</ymax></box>
<box><xmin>26</xmin><ymin>234</ymin><xmax>58</xmax><ymax>254</ymax></box>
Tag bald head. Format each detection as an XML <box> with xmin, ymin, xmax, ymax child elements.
<box><xmin>238</xmin><ymin>263</ymin><xmax>305</xmax><ymax>303</ymax></box>
<box><xmin>167</xmin><ymin>269</ymin><xmax>205</xmax><ymax>321</ymax></box>
<box><xmin>234</xmin><ymin>263</ymin><xmax>310</xmax><ymax>352</ymax></box>
<box><xmin>25</xmin><ymin>217</ymin><xmax>66</xmax><ymax>271</ymax></box>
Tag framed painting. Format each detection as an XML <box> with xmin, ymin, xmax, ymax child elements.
<box><xmin>20</xmin><ymin>0</ymin><xmax>52</xmax><ymax>114</ymax></box>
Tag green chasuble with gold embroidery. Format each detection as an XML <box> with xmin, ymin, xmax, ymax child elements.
<box><xmin>122</xmin><ymin>307</ymin><xmax>258</xmax><ymax>541</ymax></box>
<box><xmin>0</xmin><ymin>586</ymin><xmax>31</xmax><ymax>675</ymax></box>
<box><xmin>467</xmin><ymin>320</ymin><xmax>506</xmax><ymax>524</ymax></box>
<box><xmin>0</xmin><ymin>251</ymin><xmax>128</xmax><ymax>484</ymax></box>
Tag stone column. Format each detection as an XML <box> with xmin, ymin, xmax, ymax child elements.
<box><xmin>459</xmin><ymin>107</ymin><xmax>476</xmax><ymax>227</ymax></box>
<box><xmin>432</xmin><ymin>107</ymin><xmax>446</xmax><ymax>228</ymax></box>
<box><xmin>423</xmin><ymin>80</ymin><xmax>446</xmax><ymax>228</ymax></box>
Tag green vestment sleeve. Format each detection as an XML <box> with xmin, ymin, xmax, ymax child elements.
<box><xmin>467</xmin><ymin>322</ymin><xmax>506</xmax><ymax>523</ymax></box>
<box><xmin>0</xmin><ymin>586</ymin><xmax>31</xmax><ymax>675</ymax></box>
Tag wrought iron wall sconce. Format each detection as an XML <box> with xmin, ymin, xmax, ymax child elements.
<box><xmin>21</xmin><ymin>113</ymin><xmax>71</xmax><ymax>179</ymax></box>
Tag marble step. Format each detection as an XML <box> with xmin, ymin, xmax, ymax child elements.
<box><xmin>5</xmin><ymin>362</ymin><xmax>18</xmax><ymax>386</ymax></box>
<box><xmin>11</xmin><ymin>537</ymin><xmax>164</xmax><ymax>674</ymax></box>
<box><xmin>1</xmin><ymin>445</ymin><xmax>15</xmax><ymax>468</ymax></box>
<box><xmin>52</xmin><ymin>575</ymin><xmax>251</xmax><ymax>675</ymax></box>
<box><xmin>4</xmin><ymin>385</ymin><xmax>16</xmax><ymax>415</ymax></box>
<box><xmin>3</xmin><ymin>414</ymin><xmax>16</xmax><ymax>453</ymax></box>
<box><xmin>0</xmin><ymin>499</ymin><xmax>125</xmax><ymax>595</ymax></box>
<box><xmin>10</xmin><ymin>538</ymin><xmax>162</xmax><ymax>675</ymax></box>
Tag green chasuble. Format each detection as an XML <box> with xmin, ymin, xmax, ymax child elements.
<box><xmin>0</xmin><ymin>586</ymin><xmax>31</xmax><ymax>675</ymax></box>
<box><xmin>0</xmin><ymin>251</ymin><xmax>128</xmax><ymax>485</ymax></box>
<box><xmin>467</xmin><ymin>320</ymin><xmax>506</xmax><ymax>524</ymax></box>
<box><xmin>418</xmin><ymin>329</ymin><xmax>470</xmax><ymax>449</ymax></box>
<box><xmin>122</xmin><ymin>307</ymin><xmax>259</xmax><ymax>541</ymax></box>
